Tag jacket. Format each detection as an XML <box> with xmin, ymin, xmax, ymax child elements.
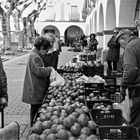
<box><xmin>121</xmin><ymin>36</ymin><xmax>140</xmax><ymax>89</ymax></box>
<box><xmin>0</xmin><ymin>57</ymin><xmax>8</xmax><ymax>100</ymax></box>
<box><xmin>106</xmin><ymin>35</ymin><xmax>120</xmax><ymax>62</ymax></box>
<box><xmin>88</xmin><ymin>38</ymin><xmax>98</xmax><ymax>51</ymax></box>
<box><xmin>22</xmin><ymin>48</ymin><xmax>51</xmax><ymax>105</ymax></box>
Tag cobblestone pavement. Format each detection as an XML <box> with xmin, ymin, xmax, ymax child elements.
<box><xmin>0</xmin><ymin>47</ymin><xmax>78</xmax><ymax>139</ymax></box>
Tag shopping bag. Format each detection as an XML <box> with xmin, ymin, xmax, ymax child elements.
<box><xmin>113</xmin><ymin>89</ymin><xmax>132</xmax><ymax>122</ymax></box>
<box><xmin>50</xmin><ymin>67</ymin><xmax>65</xmax><ymax>87</ymax></box>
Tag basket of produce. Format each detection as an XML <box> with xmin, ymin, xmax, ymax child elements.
<box><xmin>98</xmin><ymin>125</ymin><xmax>139</xmax><ymax>140</ymax></box>
<box><xmin>91</xmin><ymin>109</ymin><xmax>122</xmax><ymax>126</ymax></box>
<box><xmin>85</xmin><ymin>99</ymin><xmax>113</xmax><ymax>110</ymax></box>
<box><xmin>57</xmin><ymin>66</ymin><xmax>81</xmax><ymax>73</ymax></box>
<box><xmin>29</xmin><ymin>102</ymin><xmax>99</xmax><ymax>140</ymax></box>
<box><xmin>105</xmin><ymin>85</ymin><xmax>123</xmax><ymax>103</ymax></box>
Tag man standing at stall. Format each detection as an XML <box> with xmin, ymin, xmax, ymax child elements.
<box><xmin>116</xmin><ymin>29</ymin><xmax>140</xmax><ymax>136</ymax></box>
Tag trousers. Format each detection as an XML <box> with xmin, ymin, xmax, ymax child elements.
<box><xmin>30</xmin><ymin>104</ymin><xmax>42</xmax><ymax>126</ymax></box>
<box><xmin>129</xmin><ymin>87</ymin><xmax>140</xmax><ymax>136</ymax></box>
<box><xmin>107</xmin><ymin>61</ymin><xmax>117</xmax><ymax>71</ymax></box>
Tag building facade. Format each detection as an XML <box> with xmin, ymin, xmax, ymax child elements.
<box><xmin>83</xmin><ymin>0</ymin><xmax>139</xmax><ymax>60</ymax></box>
<box><xmin>0</xmin><ymin>0</ymin><xmax>140</xmax><ymax>60</ymax></box>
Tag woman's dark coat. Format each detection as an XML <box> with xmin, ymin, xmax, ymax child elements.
<box><xmin>22</xmin><ymin>48</ymin><xmax>51</xmax><ymax>105</ymax></box>
<box><xmin>106</xmin><ymin>35</ymin><xmax>120</xmax><ymax>62</ymax></box>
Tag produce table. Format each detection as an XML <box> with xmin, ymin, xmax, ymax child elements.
<box><xmin>28</xmin><ymin>56</ymin><xmax>139</xmax><ymax>140</ymax></box>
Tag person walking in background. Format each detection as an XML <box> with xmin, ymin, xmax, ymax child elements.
<box><xmin>67</xmin><ymin>35</ymin><xmax>70</xmax><ymax>46</ymax></box>
<box><xmin>22</xmin><ymin>36</ymin><xmax>52</xmax><ymax>126</ymax></box>
<box><xmin>0</xmin><ymin>56</ymin><xmax>8</xmax><ymax>110</ymax></box>
<box><xmin>80</xmin><ymin>34</ymin><xmax>87</xmax><ymax>51</ymax></box>
<box><xmin>44</xmin><ymin>33</ymin><xmax>61</xmax><ymax>70</ymax></box>
<box><xmin>116</xmin><ymin>29</ymin><xmax>140</xmax><ymax>136</ymax></box>
<box><xmin>88</xmin><ymin>33</ymin><xmax>98</xmax><ymax>52</ymax></box>
<box><xmin>53</xmin><ymin>35</ymin><xmax>62</xmax><ymax>70</ymax></box>
<box><xmin>106</xmin><ymin>29</ymin><xmax>120</xmax><ymax>73</ymax></box>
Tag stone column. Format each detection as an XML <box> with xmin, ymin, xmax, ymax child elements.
<box><xmin>96</xmin><ymin>32</ymin><xmax>103</xmax><ymax>59</ymax></box>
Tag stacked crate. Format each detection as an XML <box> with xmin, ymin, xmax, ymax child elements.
<box><xmin>84</xmin><ymin>80</ymin><xmax>139</xmax><ymax>140</ymax></box>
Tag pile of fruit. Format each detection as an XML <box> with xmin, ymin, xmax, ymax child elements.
<box><xmin>29</xmin><ymin>72</ymin><xmax>99</xmax><ymax>140</ymax></box>
<box><xmin>29</xmin><ymin>103</ymin><xmax>98</xmax><ymax>140</ymax></box>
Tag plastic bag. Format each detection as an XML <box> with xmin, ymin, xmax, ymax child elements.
<box><xmin>50</xmin><ymin>67</ymin><xmax>65</xmax><ymax>87</ymax></box>
<box><xmin>113</xmin><ymin>89</ymin><xmax>132</xmax><ymax>122</ymax></box>
<box><xmin>76</xmin><ymin>75</ymin><xmax>89</xmax><ymax>82</ymax></box>
<box><xmin>87</xmin><ymin>75</ymin><xmax>106</xmax><ymax>84</ymax></box>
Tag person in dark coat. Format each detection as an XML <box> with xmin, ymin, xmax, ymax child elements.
<box><xmin>0</xmin><ymin>56</ymin><xmax>8</xmax><ymax>110</ymax></box>
<box><xmin>116</xmin><ymin>29</ymin><xmax>140</xmax><ymax>136</ymax></box>
<box><xmin>88</xmin><ymin>33</ymin><xmax>98</xmax><ymax>52</ymax></box>
<box><xmin>44</xmin><ymin>33</ymin><xmax>58</xmax><ymax>70</ymax></box>
<box><xmin>22</xmin><ymin>36</ymin><xmax>52</xmax><ymax>126</ymax></box>
<box><xmin>80</xmin><ymin>34</ymin><xmax>87</xmax><ymax>51</ymax></box>
<box><xmin>106</xmin><ymin>30</ymin><xmax>120</xmax><ymax>72</ymax></box>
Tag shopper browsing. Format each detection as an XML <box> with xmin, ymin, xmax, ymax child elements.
<box><xmin>106</xmin><ymin>29</ymin><xmax>120</xmax><ymax>73</ymax></box>
<box><xmin>22</xmin><ymin>36</ymin><xmax>52</xmax><ymax>126</ymax></box>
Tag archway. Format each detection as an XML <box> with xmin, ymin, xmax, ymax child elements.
<box><xmin>64</xmin><ymin>25</ymin><xmax>84</xmax><ymax>46</ymax></box>
<box><xmin>41</xmin><ymin>25</ymin><xmax>60</xmax><ymax>36</ymax></box>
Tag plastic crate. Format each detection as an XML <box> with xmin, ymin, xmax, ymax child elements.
<box><xmin>85</xmin><ymin>99</ymin><xmax>113</xmax><ymax>110</ymax></box>
<box><xmin>87</xmin><ymin>54</ymin><xmax>96</xmax><ymax>61</ymax></box>
<box><xmin>82</xmin><ymin>65</ymin><xmax>104</xmax><ymax>77</ymax></box>
<box><xmin>104</xmin><ymin>77</ymin><xmax>117</xmax><ymax>86</ymax></box>
<box><xmin>82</xmin><ymin>66</ymin><xmax>96</xmax><ymax>77</ymax></box>
<box><xmin>98</xmin><ymin>126</ymin><xmax>139</xmax><ymax>139</ymax></box>
<box><xmin>57</xmin><ymin>69</ymin><xmax>80</xmax><ymax>73</ymax></box>
<box><xmin>105</xmin><ymin>85</ymin><xmax>120</xmax><ymax>93</ymax></box>
<box><xmin>95</xmin><ymin>65</ymin><xmax>104</xmax><ymax>77</ymax></box>
<box><xmin>105</xmin><ymin>85</ymin><xmax>123</xmax><ymax>103</ymax></box>
<box><xmin>85</xmin><ymin>83</ymin><xmax>105</xmax><ymax>93</ymax></box>
<box><xmin>91</xmin><ymin>109</ymin><xmax>122</xmax><ymax>126</ymax></box>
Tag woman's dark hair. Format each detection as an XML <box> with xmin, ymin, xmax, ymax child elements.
<box><xmin>34</xmin><ymin>36</ymin><xmax>51</xmax><ymax>50</ymax></box>
<box><xmin>90</xmin><ymin>33</ymin><xmax>95</xmax><ymax>38</ymax></box>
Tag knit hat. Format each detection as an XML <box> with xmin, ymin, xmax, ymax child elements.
<box><xmin>115</xmin><ymin>29</ymin><xmax>133</xmax><ymax>42</ymax></box>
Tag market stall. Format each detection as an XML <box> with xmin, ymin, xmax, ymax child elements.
<box><xmin>28</xmin><ymin>54</ymin><xmax>139</xmax><ymax>140</ymax></box>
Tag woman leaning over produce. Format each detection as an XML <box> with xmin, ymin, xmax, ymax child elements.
<box><xmin>22</xmin><ymin>36</ymin><xmax>52</xmax><ymax>126</ymax></box>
